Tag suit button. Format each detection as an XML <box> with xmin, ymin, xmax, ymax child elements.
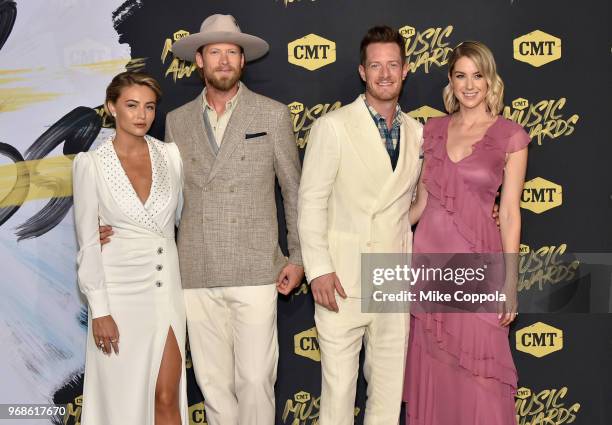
<box><xmin>229</xmin><ymin>187</ymin><xmax>235</xmax><ymax>193</ymax></box>
<box><xmin>155</xmin><ymin>281</ymin><xmax>163</xmax><ymax>287</ymax></box>
<box><xmin>157</xmin><ymin>247</ymin><xmax>164</xmax><ymax>254</ymax></box>
<box><xmin>190</xmin><ymin>158</ymin><xmax>197</xmax><ymax>162</ymax></box>
<box><xmin>230</xmin><ymin>218</ymin><xmax>237</xmax><ymax>223</ymax></box>
<box><xmin>241</xmin><ymin>156</ymin><xmax>245</xmax><ymax>161</ymax></box>
<box><xmin>372</xmin><ymin>213</ymin><xmax>377</xmax><ymax>219</ymax></box>
<box><xmin>156</xmin><ymin>264</ymin><xmax>163</xmax><ymax>271</ymax></box>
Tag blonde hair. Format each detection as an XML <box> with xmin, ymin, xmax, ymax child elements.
<box><xmin>443</xmin><ymin>41</ymin><xmax>504</xmax><ymax>116</ymax></box>
<box><xmin>104</xmin><ymin>71</ymin><xmax>162</xmax><ymax>117</ymax></box>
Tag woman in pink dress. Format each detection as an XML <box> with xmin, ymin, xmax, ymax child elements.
<box><xmin>403</xmin><ymin>41</ymin><xmax>530</xmax><ymax>425</ymax></box>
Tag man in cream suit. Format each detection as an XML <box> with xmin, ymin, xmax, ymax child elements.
<box><xmin>298</xmin><ymin>26</ymin><xmax>423</xmax><ymax>424</ymax></box>
<box><xmin>167</xmin><ymin>15</ymin><xmax>303</xmax><ymax>425</ymax></box>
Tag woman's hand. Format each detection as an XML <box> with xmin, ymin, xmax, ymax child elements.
<box><xmin>92</xmin><ymin>315</ymin><xmax>120</xmax><ymax>355</ymax></box>
<box><xmin>498</xmin><ymin>286</ymin><xmax>518</xmax><ymax>327</ymax></box>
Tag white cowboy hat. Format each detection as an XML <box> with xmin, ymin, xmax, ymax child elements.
<box><xmin>172</xmin><ymin>14</ymin><xmax>269</xmax><ymax>62</ymax></box>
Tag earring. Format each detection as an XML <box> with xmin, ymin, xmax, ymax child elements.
<box><xmin>111</xmin><ymin>112</ymin><xmax>116</xmax><ymax>117</ymax></box>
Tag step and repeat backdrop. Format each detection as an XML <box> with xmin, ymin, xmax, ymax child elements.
<box><xmin>0</xmin><ymin>0</ymin><xmax>610</xmax><ymax>424</ymax></box>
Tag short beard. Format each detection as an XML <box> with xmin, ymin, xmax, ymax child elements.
<box><xmin>203</xmin><ymin>67</ymin><xmax>242</xmax><ymax>92</ymax></box>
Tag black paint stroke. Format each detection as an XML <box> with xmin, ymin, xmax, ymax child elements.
<box><xmin>0</xmin><ymin>0</ymin><xmax>16</xmax><ymax>52</ymax></box>
<box><xmin>0</xmin><ymin>142</ymin><xmax>26</xmax><ymax>226</ymax></box>
<box><xmin>13</xmin><ymin>107</ymin><xmax>101</xmax><ymax>240</ymax></box>
<box><xmin>24</xmin><ymin>107</ymin><xmax>101</xmax><ymax>160</ymax></box>
<box><xmin>112</xmin><ymin>0</ymin><xmax>143</xmax><ymax>29</ymax></box>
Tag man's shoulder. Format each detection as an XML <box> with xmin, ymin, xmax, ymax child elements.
<box><xmin>244</xmin><ymin>89</ymin><xmax>289</xmax><ymax>115</ymax></box>
<box><xmin>314</xmin><ymin>100</ymin><xmax>359</xmax><ymax>127</ymax></box>
<box><xmin>166</xmin><ymin>96</ymin><xmax>199</xmax><ymax>121</ymax></box>
<box><xmin>400</xmin><ymin>111</ymin><xmax>423</xmax><ymax>132</ymax></box>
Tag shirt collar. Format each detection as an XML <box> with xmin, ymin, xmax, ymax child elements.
<box><xmin>361</xmin><ymin>93</ymin><xmax>403</xmax><ymax>127</ymax></box>
<box><xmin>203</xmin><ymin>82</ymin><xmax>243</xmax><ymax>112</ymax></box>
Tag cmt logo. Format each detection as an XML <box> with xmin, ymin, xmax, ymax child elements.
<box><xmin>288</xmin><ymin>101</ymin><xmax>305</xmax><ymax>115</ymax></box>
<box><xmin>521</xmin><ymin>177</ymin><xmax>562</xmax><ymax>214</ymax></box>
<box><xmin>408</xmin><ymin>105</ymin><xmax>446</xmax><ymax>124</ymax></box>
<box><xmin>173</xmin><ymin>30</ymin><xmax>189</xmax><ymax>41</ymax></box>
<box><xmin>399</xmin><ymin>25</ymin><xmax>416</xmax><ymax>39</ymax></box>
<box><xmin>294</xmin><ymin>327</ymin><xmax>320</xmax><ymax>361</ymax></box>
<box><xmin>515</xmin><ymin>387</ymin><xmax>532</xmax><ymax>400</ymax></box>
<box><xmin>512</xmin><ymin>98</ymin><xmax>529</xmax><ymax>110</ymax></box>
<box><xmin>516</xmin><ymin>322</ymin><xmax>563</xmax><ymax>358</ymax></box>
<box><xmin>288</xmin><ymin>34</ymin><xmax>336</xmax><ymax>71</ymax></box>
<box><xmin>294</xmin><ymin>391</ymin><xmax>311</xmax><ymax>402</ymax></box>
<box><xmin>513</xmin><ymin>30</ymin><xmax>561</xmax><ymax>67</ymax></box>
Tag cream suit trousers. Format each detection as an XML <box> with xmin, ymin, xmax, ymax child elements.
<box><xmin>315</xmin><ymin>296</ymin><xmax>409</xmax><ymax>425</ymax></box>
<box><xmin>184</xmin><ymin>284</ymin><xmax>278</xmax><ymax>425</ymax></box>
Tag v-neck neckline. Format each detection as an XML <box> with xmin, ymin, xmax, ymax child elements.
<box><xmin>444</xmin><ymin>115</ymin><xmax>500</xmax><ymax>164</ymax></box>
<box><xmin>110</xmin><ymin>136</ymin><xmax>154</xmax><ymax>207</ymax></box>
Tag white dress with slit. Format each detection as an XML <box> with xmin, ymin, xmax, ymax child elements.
<box><xmin>73</xmin><ymin>134</ymin><xmax>187</xmax><ymax>425</ymax></box>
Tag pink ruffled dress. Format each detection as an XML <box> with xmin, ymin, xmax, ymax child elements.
<box><xmin>403</xmin><ymin>115</ymin><xmax>530</xmax><ymax>425</ymax></box>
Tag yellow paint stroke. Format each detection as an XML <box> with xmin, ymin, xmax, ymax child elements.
<box><xmin>0</xmin><ymin>68</ymin><xmax>36</xmax><ymax>75</ymax></box>
<box><xmin>0</xmin><ymin>87</ymin><xmax>61</xmax><ymax>112</ymax></box>
<box><xmin>0</xmin><ymin>77</ymin><xmax>26</xmax><ymax>85</ymax></box>
<box><xmin>73</xmin><ymin>58</ymin><xmax>137</xmax><ymax>74</ymax></box>
<box><xmin>0</xmin><ymin>155</ymin><xmax>75</xmax><ymax>207</ymax></box>
<box><xmin>125</xmin><ymin>57</ymin><xmax>147</xmax><ymax>72</ymax></box>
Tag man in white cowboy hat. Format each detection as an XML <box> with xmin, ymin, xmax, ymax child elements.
<box><xmin>168</xmin><ymin>14</ymin><xmax>304</xmax><ymax>425</ymax></box>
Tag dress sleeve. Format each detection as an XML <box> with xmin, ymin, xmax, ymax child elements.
<box><xmin>506</xmin><ymin>124</ymin><xmax>531</xmax><ymax>153</ymax></box>
<box><xmin>422</xmin><ymin>116</ymin><xmax>443</xmax><ymax>153</ymax></box>
<box><xmin>166</xmin><ymin>142</ymin><xmax>184</xmax><ymax>227</ymax></box>
<box><xmin>72</xmin><ymin>152</ymin><xmax>110</xmax><ymax>319</ymax></box>
<box><xmin>422</xmin><ymin>119</ymin><xmax>435</xmax><ymax>151</ymax></box>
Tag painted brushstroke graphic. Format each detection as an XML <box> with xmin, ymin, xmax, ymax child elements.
<box><xmin>0</xmin><ymin>0</ymin><xmax>16</xmax><ymax>52</ymax></box>
<box><xmin>0</xmin><ymin>141</ymin><xmax>24</xmax><ymax>224</ymax></box>
<box><xmin>0</xmin><ymin>1</ymin><xmax>132</xmax><ymax>416</ymax></box>
<box><xmin>16</xmin><ymin>107</ymin><xmax>101</xmax><ymax>239</ymax></box>
<box><xmin>0</xmin><ymin>107</ymin><xmax>101</xmax><ymax>238</ymax></box>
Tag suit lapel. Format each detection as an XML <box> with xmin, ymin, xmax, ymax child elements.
<box><xmin>344</xmin><ymin>96</ymin><xmax>393</xmax><ymax>189</ymax></box>
<box><xmin>188</xmin><ymin>93</ymin><xmax>216</xmax><ymax>159</ymax></box>
<box><xmin>180</xmin><ymin>93</ymin><xmax>216</xmax><ymax>187</ymax></box>
<box><xmin>374</xmin><ymin>114</ymin><xmax>420</xmax><ymax>210</ymax></box>
<box><xmin>206</xmin><ymin>87</ymin><xmax>256</xmax><ymax>184</ymax></box>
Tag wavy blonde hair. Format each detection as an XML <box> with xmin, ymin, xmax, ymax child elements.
<box><xmin>443</xmin><ymin>41</ymin><xmax>504</xmax><ymax>116</ymax></box>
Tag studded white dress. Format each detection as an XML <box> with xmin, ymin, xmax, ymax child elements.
<box><xmin>72</xmin><ymin>134</ymin><xmax>187</xmax><ymax>425</ymax></box>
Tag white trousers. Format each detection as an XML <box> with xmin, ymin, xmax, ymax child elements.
<box><xmin>184</xmin><ymin>284</ymin><xmax>278</xmax><ymax>425</ymax></box>
<box><xmin>315</xmin><ymin>297</ymin><xmax>409</xmax><ymax>425</ymax></box>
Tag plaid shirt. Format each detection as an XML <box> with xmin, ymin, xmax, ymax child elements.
<box><xmin>361</xmin><ymin>94</ymin><xmax>402</xmax><ymax>154</ymax></box>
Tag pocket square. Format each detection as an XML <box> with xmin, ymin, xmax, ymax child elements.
<box><xmin>245</xmin><ymin>132</ymin><xmax>267</xmax><ymax>139</ymax></box>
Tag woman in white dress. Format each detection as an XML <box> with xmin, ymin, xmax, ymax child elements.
<box><xmin>73</xmin><ymin>72</ymin><xmax>187</xmax><ymax>425</ymax></box>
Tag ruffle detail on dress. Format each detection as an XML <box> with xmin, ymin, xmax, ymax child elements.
<box><xmin>405</xmin><ymin>314</ymin><xmax>518</xmax><ymax>425</ymax></box>
<box><xmin>421</xmin><ymin>119</ymin><xmax>503</xmax><ymax>253</ymax></box>
<box><xmin>419</xmin><ymin>312</ymin><xmax>517</xmax><ymax>387</ymax></box>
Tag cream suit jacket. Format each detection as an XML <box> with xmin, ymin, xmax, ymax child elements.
<box><xmin>298</xmin><ymin>96</ymin><xmax>423</xmax><ymax>297</ymax></box>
